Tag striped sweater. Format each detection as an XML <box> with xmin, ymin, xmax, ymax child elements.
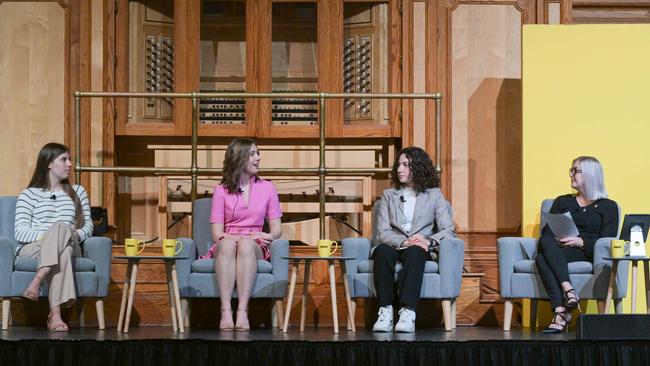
<box><xmin>14</xmin><ymin>185</ymin><xmax>94</xmax><ymax>248</ymax></box>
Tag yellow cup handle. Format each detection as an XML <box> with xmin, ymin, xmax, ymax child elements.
<box><xmin>330</xmin><ymin>241</ymin><xmax>339</xmax><ymax>255</ymax></box>
<box><xmin>175</xmin><ymin>240</ymin><xmax>183</xmax><ymax>255</ymax></box>
<box><xmin>137</xmin><ymin>240</ymin><xmax>146</xmax><ymax>255</ymax></box>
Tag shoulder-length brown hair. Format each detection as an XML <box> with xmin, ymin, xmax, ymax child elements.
<box><xmin>221</xmin><ymin>138</ymin><xmax>259</xmax><ymax>194</ymax></box>
<box><xmin>390</xmin><ymin>147</ymin><xmax>439</xmax><ymax>193</ymax></box>
<box><xmin>28</xmin><ymin>143</ymin><xmax>84</xmax><ymax>228</ymax></box>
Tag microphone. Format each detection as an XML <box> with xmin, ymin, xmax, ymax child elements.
<box><xmin>400</xmin><ymin>195</ymin><xmax>406</xmax><ymax>203</ymax></box>
<box><xmin>50</xmin><ymin>194</ymin><xmax>56</xmax><ymax>200</ymax></box>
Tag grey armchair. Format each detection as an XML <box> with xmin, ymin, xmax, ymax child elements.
<box><xmin>174</xmin><ymin>198</ymin><xmax>289</xmax><ymax>326</ymax></box>
<box><xmin>498</xmin><ymin>199</ymin><xmax>628</xmax><ymax>331</ymax></box>
<box><xmin>0</xmin><ymin>196</ymin><xmax>112</xmax><ymax>330</ymax></box>
<box><xmin>342</xmin><ymin>201</ymin><xmax>465</xmax><ymax>331</ymax></box>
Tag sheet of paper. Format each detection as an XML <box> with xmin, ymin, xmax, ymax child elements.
<box><xmin>543</xmin><ymin>211</ymin><xmax>579</xmax><ymax>238</ymax></box>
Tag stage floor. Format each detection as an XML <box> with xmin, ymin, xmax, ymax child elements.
<box><xmin>1</xmin><ymin>325</ymin><xmax>571</xmax><ymax>342</ymax></box>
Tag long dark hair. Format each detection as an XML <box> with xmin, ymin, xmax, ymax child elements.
<box><xmin>28</xmin><ymin>143</ymin><xmax>84</xmax><ymax>228</ymax></box>
<box><xmin>390</xmin><ymin>147</ymin><xmax>439</xmax><ymax>193</ymax></box>
<box><xmin>220</xmin><ymin>138</ymin><xmax>259</xmax><ymax>194</ymax></box>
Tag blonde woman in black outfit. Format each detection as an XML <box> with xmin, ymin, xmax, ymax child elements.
<box><xmin>536</xmin><ymin>156</ymin><xmax>618</xmax><ymax>333</ymax></box>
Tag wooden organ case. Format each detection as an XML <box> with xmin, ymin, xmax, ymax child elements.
<box><xmin>117</xmin><ymin>0</ymin><xmax>399</xmax><ymax>137</ymax></box>
<box><xmin>127</xmin><ymin>1</ymin><xmax>175</xmax><ymax>125</ymax></box>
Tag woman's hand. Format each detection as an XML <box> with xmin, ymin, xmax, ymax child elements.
<box><xmin>559</xmin><ymin>236</ymin><xmax>584</xmax><ymax>248</ymax></box>
<box><xmin>249</xmin><ymin>232</ymin><xmax>274</xmax><ymax>245</ymax></box>
<box><xmin>404</xmin><ymin>234</ymin><xmax>429</xmax><ymax>252</ymax></box>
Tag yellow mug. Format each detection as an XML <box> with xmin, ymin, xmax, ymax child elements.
<box><xmin>125</xmin><ymin>238</ymin><xmax>146</xmax><ymax>256</ymax></box>
<box><xmin>611</xmin><ymin>239</ymin><xmax>630</xmax><ymax>258</ymax></box>
<box><xmin>162</xmin><ymin>239</ymin><xmax>183</xmax><ymax>257</ymax></box>
<box><xmin>317</xmin><ymin>239</ymin><xmax>338</xmax><ymax>257</ymax></box>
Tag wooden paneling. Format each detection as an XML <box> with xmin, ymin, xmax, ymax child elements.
<box><xmin>571</xmin><ymin>0</ymin><xmax>650</xmax><ymax>23</ymax></box>
<box><xmin>103</xmin><ymin>0</ymin><xmax>117</xmax><ymax>225</ymax></box>
<box><xmin>427</xmin><ymin>0</ymin><xmax>534</xmax><ymax>318</ymax></box>
<box><xmin>411</xmin><ymin>2</ymin><xmax>427</xmax><ymax>150</ymax></box>
<box><xmin>448</xmin><ymin>3</ymin><xmax>525</xmax><ymax>232</ymax></box>
<box><xmin>90</xmin><ymin>0</ymin><xmax>104</xmax><ymax>206</ymax></box>
<box><xmin>0</xmin><ymin>2</ymin><xmax>66</xmax><ymax>195</ymax></box>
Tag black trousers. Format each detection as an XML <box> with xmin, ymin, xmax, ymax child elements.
<box><xmin>535</xmin><ymin>230</ymin><xmax>589</xmax><ymax>310</ymax></box>
<box><xmin>372</xmin><ymin>243</ymin><xmax>430</xmax><ymax>309</ymax></box>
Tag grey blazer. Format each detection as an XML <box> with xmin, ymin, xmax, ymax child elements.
<box><xmin>372</xmin><ymin>187</ymin><xmax>456</xmax><ymax>258</ymax></box>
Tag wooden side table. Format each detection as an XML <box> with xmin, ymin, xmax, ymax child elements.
<box><xmin>114</xmin><ymin>256</ymin><xmax>188</xmax><ymax>333</ymax></box>
<box><xmin>604</xmin><ymin>256</ymin><xmax>650</xmax><ymax>314</ymax></box>
<box><xmin>282</xmin><ymin>256</ymin><xmax>356</xmax><ymax>334</ymax></box>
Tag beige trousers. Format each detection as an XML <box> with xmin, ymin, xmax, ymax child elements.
<box><xmin>19</xmin><ymin>222</ymin><xmax>80</xmax><ymax>308</ymax></box>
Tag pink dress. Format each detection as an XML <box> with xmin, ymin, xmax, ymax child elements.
<box><xmin>208</xmin><ymin>178</ymin><xmax>282</xmax><ymax>260</ymax></box>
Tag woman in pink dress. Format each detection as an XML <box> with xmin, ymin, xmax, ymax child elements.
<box><xmin>210</xmin><ymin>138</ymin><xmax>282</xmax><ymax>330</ymax></box>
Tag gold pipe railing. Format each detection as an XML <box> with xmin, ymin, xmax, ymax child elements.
<box><xmin>74</xmin><ymin>91</ymin><xmax>442</xmax><ymax>239</ymax></box>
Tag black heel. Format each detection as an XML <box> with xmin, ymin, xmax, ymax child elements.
<box><xmin>564</xmin><ymin>289</ymin><xmax>581</xmax><ymax>312</ymax></box>
<box><xmin>542</xmin><ymin>311</ymin><xmax>572</xmax><ymax>334</ymax></box>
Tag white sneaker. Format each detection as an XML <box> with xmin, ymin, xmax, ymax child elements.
<box><xmin>372</xmin><ymin>305</ymin><xmax>393</xmax><ymax>332</ymax></box>
<box><xmin>394</xmin><ymin>307</ymin><xmax>416</xmax><ymax>333</ymax></box>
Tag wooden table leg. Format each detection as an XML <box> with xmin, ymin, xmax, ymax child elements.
<box><xmin>165</xmin><ymin>262</ymin><xmax>178</xmax><ymax>332</ymax></box>
<box><xmin>328</xmin><ymin>263</ymin><xmax>339</xmax><ymax>334</ymax></box>
<box><xmin>300</xmin><ymin>260</ymin><xmax>311</xmax><ymax>332</ymax></box>
<box><xmin>124</xmin><ymin>261</ymin><xmax>139</xmax><ymax>333</ymax></box>
<box><xmin>632</xmin><ymin>261</ymin><xmax>638</xmax><ymax>314</ymax></box>
<box><xmin>117</xmin><ymin>261</ymin><xmax>133</xmax><ymax>332</ymax></box>
<box><xmin>604</xmin><ymin>260</ymin><xmax>619</xmax><ymax>314</ymax></box>
<box><xmin>340</xmin><ymin>260</ymin><xmax>355</xmax><ymax>332</ymax></box>
<box><xmin>282</xmin><ymin>260</ymin><xmax>299</xmax><ymax>332</ymax></box>
<box><xmin>645</xmin><ymin>262</ymin><xmax>650</xmax><ymax>314</ymax></box>
<box><xmin>171</xmin><ymin>262</ymin><xmax>184</xmax><ymax>333</ymax></box>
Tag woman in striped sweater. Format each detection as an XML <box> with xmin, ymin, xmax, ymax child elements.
<box><xmin>14</xmin><ymin>143</ymin><xmax>93</xmax><ymax>331</ymax></box>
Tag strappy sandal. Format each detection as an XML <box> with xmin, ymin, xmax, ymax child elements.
<box><xmin>564</xmin><ymin>288</ymin><xmax>581</xmax><ymax>312</ymax></box>
<box><xmin>542</xmin><ymin>311</ymin><xmax>572</xmax><ymax>334</ymax></box>
<box><xmin>235</xmin><ymin>309</ymin><xmax>250</xmax><ymax>331</ymax></box>
<box><xmin>219</xmin><ymin>309</ymin><xmax>235</xmax><ymax>331</ymax></box>
<box><xmin>21</xmin><ymin>288</ymin><xmax>39</xmax><ymax>302</ymax></box>
<box><xmin>47</xmin><ymin>314</ymin><xmax>69</xmax><ymax>332</ymax></box>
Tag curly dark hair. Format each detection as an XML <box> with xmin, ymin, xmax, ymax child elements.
<box><xmin>390</xmin><ymin>147</ymin><xmax>439</xmax><ymax>192</ymax></box>
<box><xmin>221</xmin><ymin>138</ymin><xmax>259</xmax><ymax>194</ymax></box>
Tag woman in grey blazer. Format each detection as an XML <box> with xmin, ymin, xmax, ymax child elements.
<box><xmin>372</xmin><ymin>147</ymin><xmax>456</xmax><ymax>333</ymax></box>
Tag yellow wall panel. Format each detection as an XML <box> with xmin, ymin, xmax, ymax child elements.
<box><xmin>523</xmin><ymin>24</ymin><xmax>650</xmax><ymax>315</ymax></box>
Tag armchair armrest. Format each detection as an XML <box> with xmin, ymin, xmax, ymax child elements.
<box><xmin>341</xmin><ymin>238</ymin><xmax>371</xmax><ymax>299</ymax></box>
<box><xmin>176</xmin><ymin>237</ymin><xmax>196</xmax><ymax>297</ymax></box>
<box><xmin>0</xmin><ymin>237</ymin><xmax>15</xmax><ymax>296</ymax></box>
<box><xmin>270</xmin><ymin>239</ymin><xmax>289</xmax><ymax>297</ymax></box>
<box><xmin>82</xmin><ymin>236</ymin><xmax>112</xmax><ymax>297</ymax></box>
<box><xmin>593</xmin><ymin>237</ymin><xmax>629</xmax><ymax>298</ymax></box>
<box><xmin>497</xmin><ymin>237</ymin><xmax>537</xmax><ymax>298</ymax></box>
<box><xmin>341</xmin><ymin>237</ymin><xmax>371</xmax><ymax>277</ymax></box>
<box><xmin>438</xmin><ymin>238</ymin><xmax>464</xmax><ymax>298</ymax></box>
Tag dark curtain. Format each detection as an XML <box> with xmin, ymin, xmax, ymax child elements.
<box><xmin>2</xmin><ymin>340</ymin><xmax>650</xmax><ymax>366</ymax></box>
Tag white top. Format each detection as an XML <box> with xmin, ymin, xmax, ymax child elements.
<box><xmin>401</xmin><ymin>188</ymin><xmax>417</xmax><ymax>233</ymax></box>
<box><xmin>14</xmin><ymin>185</ymin><xmax>93</xmax><ymax>244</ymax></box>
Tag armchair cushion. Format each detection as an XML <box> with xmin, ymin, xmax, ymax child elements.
<box><xmin>357</xmin><ymin>260</ymin><xmax>439</xmax><ymax>274</ymax></box>
<box><xmin>513</xmin><ymin>259</ymin><xmax>593</xmax><ymax>274</ymax></box>
<box><xmin>14</xmin><ymin>256</ymin><xmax>95</xmax><ymax>272</ymax></box>
<box><xmin>191</xmin><ymin>258</ymin><xmax>273</xmax><ymax>274</ymax></box>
